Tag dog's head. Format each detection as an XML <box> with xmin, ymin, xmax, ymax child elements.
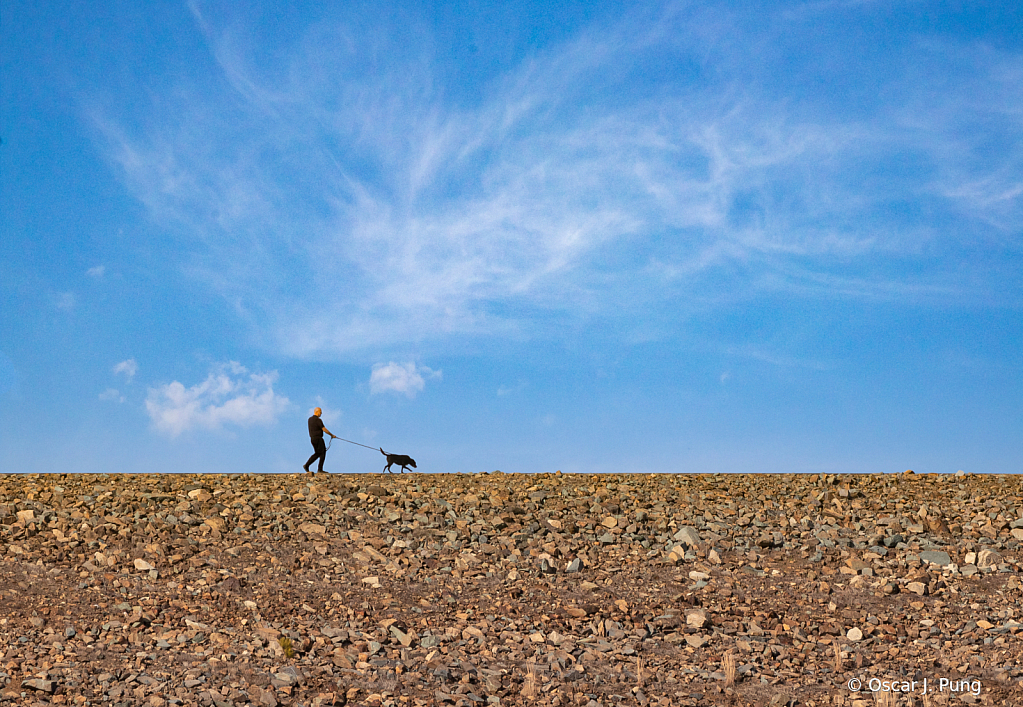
<box><xmin>408</xmin><ymin>458</ymin><xmax>417</xmax><ymax>468</ymax></box>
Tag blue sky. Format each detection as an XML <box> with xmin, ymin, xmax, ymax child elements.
<box><xmin>1</xmin><ymin>0</ymin><xmax>1020</xmax><ymax>474</ymax></box>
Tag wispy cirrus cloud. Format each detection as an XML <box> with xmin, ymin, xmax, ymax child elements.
<box><xmin>90</xmin><ymin>2</ymin><xmax>1023</xmax><ymax>359</ymax></box>
<box><xmin>145</xmin><ymin>361</ymin><xmax>290</xmax><ymax>436</ymax></box>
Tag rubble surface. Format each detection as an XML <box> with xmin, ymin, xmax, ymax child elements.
<box><xmin>2</xmin><ymin>471</ymin><xmax>1022</xmax><ymax>706</ymax></box>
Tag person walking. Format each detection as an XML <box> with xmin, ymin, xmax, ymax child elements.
<box><xmin>304</xmin><ymin>407</ymin><xmax>337</xmax><ymax>474</ymax></box>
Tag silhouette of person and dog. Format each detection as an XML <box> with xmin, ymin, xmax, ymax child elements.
<box><xmin>304</xmin><ymin>408</ymin><xmax>416</xmax><ymax>474</ymax></box>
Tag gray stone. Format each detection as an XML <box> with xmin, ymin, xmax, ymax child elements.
<box><xmin>884</xmin><ymin>534</ymin><xmax>905</xmax><ymax>548</ymax></box>
<box><xmin>920</xmin><ymin>550</ymin><xmax>952</xmax><ymax>567</ymax></box>
<box><xmin>321</xmin><ymin>626</ymin><xmax>346</xmax><ymax>639</ymax></box>
<box><xmin>566</xmin><ymin>558</ymin><xmax>582</xmax><ymax>573</ymax></box>
<box><xmin>673</xmin><ymin>526</ymin><xmax>702</xmax><ymax>548</ymax></box>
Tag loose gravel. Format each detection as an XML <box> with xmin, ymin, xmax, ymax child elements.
<box><xmin>2</xmin><ymin>471</ymin><xmax>1022</xmax><ymax>706</ymax></box>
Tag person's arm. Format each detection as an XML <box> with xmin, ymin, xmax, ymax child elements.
<box><xmin>322</xmin><ymin>426</ymin><xmax>336</xmax><ymax>438</ymax></box>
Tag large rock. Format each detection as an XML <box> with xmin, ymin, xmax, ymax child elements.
<box><xmin>685</xmin><ymin>634</ymin><xmax>708</xmax><ymax>648</ymax></box>
<box><xmin>686</xmin><ymin>610</ymin><xmax>708</xmax><ymax>629</ymax></box>
<box><xmin>907</xmin><ymin>581</ymin><xmax>928</xmax><ymax>596</ymax></box>
<box><xmin>204</xmin><ymin>516</ymin><xmax>226</xmax><ymax>532</ymax></box>
<box><xmin>673</xmin><ymin>526</ymin><xmax>702</xmax><ymax>548</ymax></box>
<box><xmin>977</xmin><ymin>549</ymin><xmax>1002</xmax><ymax>568</ymax></box>
<box><xmin>23</xmin><ymin>679</ymin><xmax>54</xmax><ymax>693</ymax></box>
<box><xmin>919</xmin><ymin>550</ymin><xmax>951</xmax><ymax>567</ymax></box>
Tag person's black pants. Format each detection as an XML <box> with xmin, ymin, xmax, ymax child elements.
<box><xmin>305</xmin><ymin>437</ymin><xmax>327</xmax><ymax>472</ymax></box>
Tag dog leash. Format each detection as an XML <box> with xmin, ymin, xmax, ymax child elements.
<box><xmin>330</xmin><ymin>436</ymin><xmax>381</xmax><ymax>452</ymax></box>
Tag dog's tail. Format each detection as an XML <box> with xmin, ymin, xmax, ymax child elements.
<box><xmin>379</xmin><ymin>447</ymin><xmax>387</xmax><ymax>456</ymax></box>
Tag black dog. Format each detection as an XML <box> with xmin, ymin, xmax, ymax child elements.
<box><xmin>380</xmin><ymin>447</ymin><xmax>417</xmax><ymax>473</ymax></box>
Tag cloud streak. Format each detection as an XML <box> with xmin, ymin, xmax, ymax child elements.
<box><xmin>91</xmin><ymin>2</ymin><xmax>1023</xmax><ymax>358</ymax></box>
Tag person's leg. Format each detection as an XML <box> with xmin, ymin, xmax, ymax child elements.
<box><xmin>314</xmin><ymin>437</ymin><xmax>327</xmax><ymax>472</ymax></box>
<box><xmin>304</xmin><ymin>438</ymin><xmax>322</xmax><ymax>472</ymax></box>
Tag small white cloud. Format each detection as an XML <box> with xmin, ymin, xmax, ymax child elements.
<box><xmin>720</xmin><ymin>372</ymin><xmax>731</xmax><ymax>384</ymax></box>
<box><xmin>146</xmin><ymin>361</ymin><xmax>290</xmax><ymax>436</ymax></box>
<box><xmin>87</xmin><ymin>265</ymin><xmax>106</xmax><ymax>278</ymax></box>
<box><xmin>99</xmin><ymin>388</ymin><xmax>125</xmax><ymax>403</ymax></box>
<box><xmin>369</xmin><ymin>362</ymin><xmax>441</xmax><ymax>399</ymax></box>
<box><xmin>113</xmin><ymin>358</ymin><xmax>138</xmax><ymax>381</ymax></box>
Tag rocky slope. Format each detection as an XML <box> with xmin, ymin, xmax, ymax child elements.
<box><xmin>2</xmin><ymin>471</ymin><xmax>1022</xmax><ymax>706</ymax></box>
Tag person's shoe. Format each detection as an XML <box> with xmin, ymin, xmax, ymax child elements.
<box><xmin>317</xmin><ymin>469</ymin><xmax>329</xmax><ymax>474</ymax></box>
<box><xmin>303</xmin><ymin>466</ymin><xmax>311</xmax><ymax>474</ymax></box>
